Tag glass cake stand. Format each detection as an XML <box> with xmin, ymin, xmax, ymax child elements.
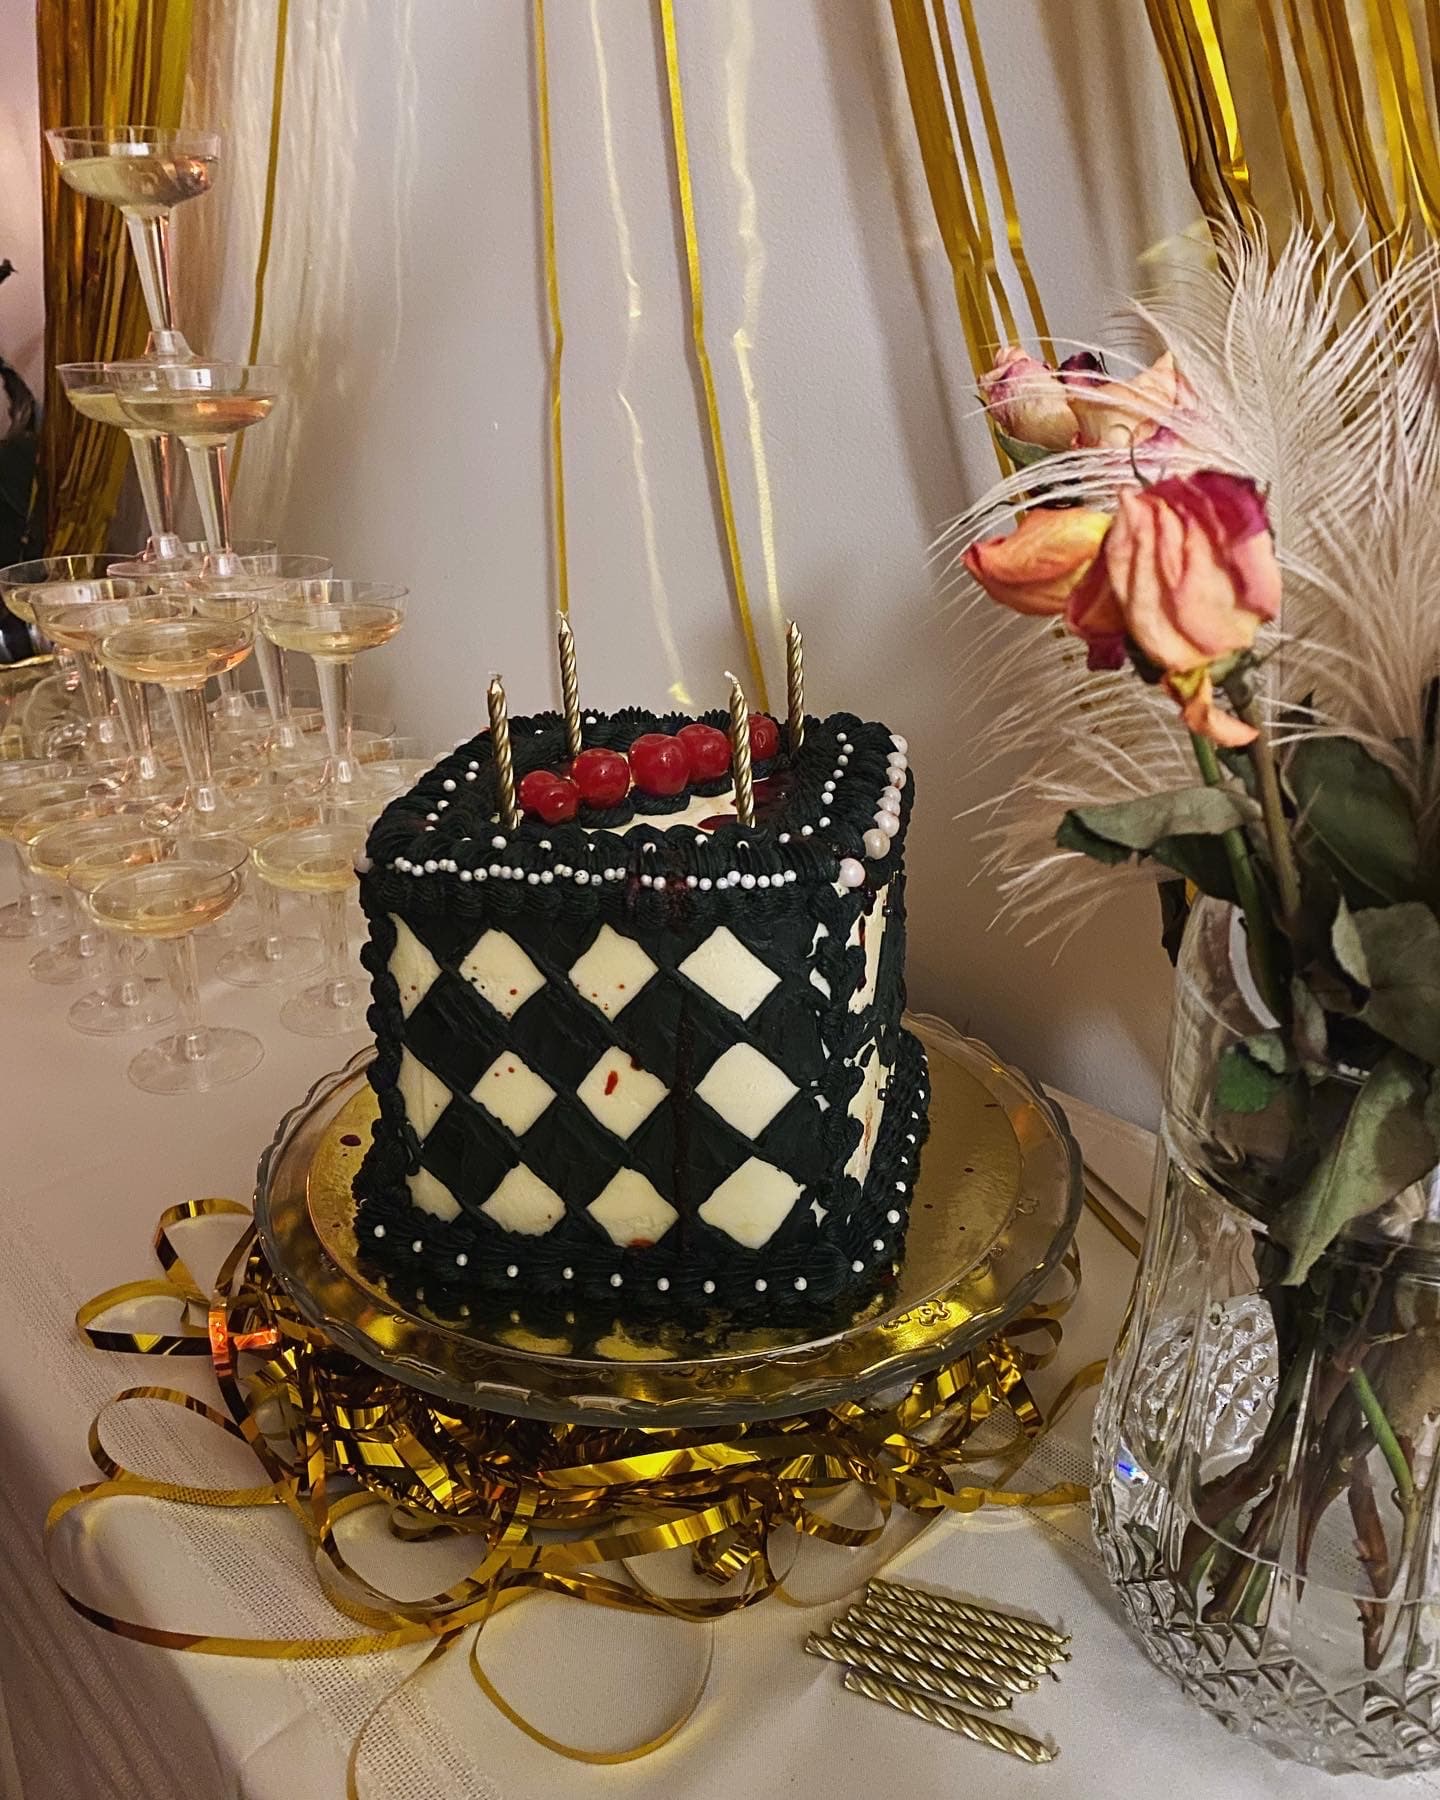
<box><xmin>253</xmin><ymin>1014</ymin><xmax>1082</xmax><ymax>1427</ymax></box>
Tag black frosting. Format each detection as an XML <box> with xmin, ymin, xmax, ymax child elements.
<box><xmin>353</xmin><ymin>709</ymin><xmax>926</xmax><ymax>1325</ymax></box>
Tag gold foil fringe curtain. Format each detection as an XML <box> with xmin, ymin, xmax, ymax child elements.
<box><xmin>35</xmin><ymin>0</ymin><xmax>195</xmax><ymax>552</ymax></box>
<box><xmin>1143</xmin><ymin>0</ymin><xmax>1440</xmax><ymax>277</ymax></box>
<box><xmin>48</xmin><ymin>1202</ymin><xmax>1093</xmax><ymax>1780</ymax></box>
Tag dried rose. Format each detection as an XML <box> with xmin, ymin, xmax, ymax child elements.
<box><xmin>962</xmin><ymin>506</ymin><xmax>1112</xmax><ymax>616</ymax></box>
<box><xmin>1067</xmin><ymin>351</ymin><xmax>1195</xmax><ymax>450</ymax></box>
<box><xmin>980</xmin><ymin>345</ymin><xmax>1078</xmax><ymax>451</ymax></box>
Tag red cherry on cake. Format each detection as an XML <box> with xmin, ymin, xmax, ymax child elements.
<box><xmin>569</xmin><ymin>747</ymin><xmax>631</xmax><ymax>808</ymax></box>
<box><xmin>676</xmin><ymin>722</ymin><xmax>731</xmax><ymax>782</ymax></box>
<box><xmin>628</xmin><ymin>733</ymin><xmax>689</xmax><ymax>796</ymax></box>
<box><xmin>748</xmin><ymin>713</ymin><xmax>780</xmax><ymax>762</ymax></box>
<box><xmin>518</xmin><ymin>769</ymin><xmax>581</xmax><ymax>823</ymax></box>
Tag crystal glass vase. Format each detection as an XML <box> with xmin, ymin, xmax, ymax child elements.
<box><xmin>1094</xmin><ymin>897</ymin><xmax>1440</xmax><ymax>1775</ymax></box>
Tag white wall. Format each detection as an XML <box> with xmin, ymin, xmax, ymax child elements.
<box><xmin>0</xmin><ymin>4</ymin><xmax>44</xmax><ymax>398</ymax></box>
<box><xmin>21</xmin><ymin>0</ymin><xmax>1203</xmax><ymax>1127</ymax></box>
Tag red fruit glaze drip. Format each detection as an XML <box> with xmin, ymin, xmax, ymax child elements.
<box><xmin>604</xmin><ymin>1070</ymin><xmax>620</xmax><ymax>1095</ymax></box>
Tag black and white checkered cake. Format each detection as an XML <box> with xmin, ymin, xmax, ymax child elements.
<box><xmin>354</xmin><ymin>708</ymin><xmax>928</xmax><ymax>1325</ymax></box>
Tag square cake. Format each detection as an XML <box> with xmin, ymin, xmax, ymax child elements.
<box><xmin>354</xmin><ymin>707</ymin><xmax>927</xmax><ymax>1325</ymax></box>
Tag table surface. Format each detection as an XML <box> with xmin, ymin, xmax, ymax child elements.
<box><xmin>3</xmin><ymin>899</ymin><xmax>1436</xmax><ymax>1800</ymax></box>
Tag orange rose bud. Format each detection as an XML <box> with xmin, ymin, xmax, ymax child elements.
<box><xmin>963</xmin><ymin>506</ymin><xmax>1112</xmax><ymax>617</ymax></box>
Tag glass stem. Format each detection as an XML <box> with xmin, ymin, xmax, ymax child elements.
<box><xmin>185</xmin><ymin>441</ymin><xmax>233</xmax><ymax>553</ymax></box>
<box><xmin>11</xmin><ymin>845</ymin><xmax>51</xmax><ymax>926</ymax></box>
<box><xmin>74</xmin><ymin>652</ymin><xmax>120</xmax><ymax>751</ymax></box>
<box><xmin>318</xmin><ymin>889</ymin><xmax>354</xmax><ymax>1007</ymax></box>
<box><xmin>124</xmin><ymin>429</ymin><xmax>183</xmax><ymax>560</ymax></box>
<box><xmin>161</xmin><ymin>933</ymin><xmax>209</xmax><ymax>1061</ymax></box>
<box><xmin>123</xmin><ymin>209</ymin><xmax>175</xmax><ymax>336</ymax></box>
<box><xmin>252</xmin><ymin>635</ymin><xmax>292</xmax><ymax>734</ymax></box>
<box><xmin>112</xmin><ymin>676</ymin><xmax>163</xmax><ymax>784</ymax></box>
<box><xmin>256</xmin><ymin>874</ymin><xmax>287</xmax><ymax>963</ymax></box>
<box><xmin>315</xmin><ymin>657</ymin><xmax>360</xmax><ymax>787</ymax></box>
<box><xmin>64</xmin><ymin>887</ymin><xmax>103</xmax><ymax>962</ymax></box>
<box><xmin>166</xmin><ymin>684</ymin><xmax>221</xmax><ymax>814</ymax></box>
<box><xmin>104</xmin><ymin>926</ymin><xmax>145</xmax><ymax>1009</ymax></box>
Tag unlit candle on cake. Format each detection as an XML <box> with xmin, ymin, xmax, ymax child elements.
<box><xmin>786</xmin><ymin>618</ymin><xmax>805</xmax><ymax>754</ymax></box>
<box><xmin>726</xmin><ymin>670</ymin><xmax>756</xmax><ymax>826</ymax></box>
<box><xmin>486</xmin><ymin>674</ymin><xmax>521</xmax><ymax>830</ymax></box>
<box><xmin>557</xmin><ymin>612</ymin><xmax>582</xmax><ymax>761</ymax></box>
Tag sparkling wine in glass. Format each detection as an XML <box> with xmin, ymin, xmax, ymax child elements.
<box><xmin>99</xmin><ymin>597</ymin><xmax>257</xmax><ymax>828</ymax></box>
<box><xmin>0</xmin><ymin>758</ymin><xmax>73</xmax><ymax>940</ymax></box>
<box><xmin>86</xmin><ymin>833</ymin><xmax>263</xmax><ymax>1094</ymax></box>
<box><xmin>252</xmin><ymin>819</ymin><xmax>370</xmax><ymax>1035</ymax></box>
<box><xmin>258</xmin><ymin>581</ymin><xmax>407</xmax><ymax>797</ymax></box>
<box><xmin>108</xmin><ymin>360</ymin><xmax>280</xmax><ymax>562</ymax></box>
<box><xmin>203</xmin><ymin>787</ymin><xmax>324</xmax><ymax>989</ymax></box>
<box><xmin>30</xmin><ymin>818</ymin><xmax>175</xmax><ymax>1034</ymax></box>
<box><xmin>33</xmin><ymin>582</ymin><xmax>174</xmax><ymax>786</ymax></box>
<box><xmin>12</xmin><ymin>786</ymin><xmax>135</xmax><ymax>984</ymax></box>
<box><xmin>58</xmin><ymin>363</ymin><xmax>183</xmax><ymax>562</ymax></box>
<box><xmin>46</xmin><ymin>126</ymin><xmax>220</xmax><ymax>356</ymax></box>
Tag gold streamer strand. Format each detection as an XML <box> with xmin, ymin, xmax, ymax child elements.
<box><xmin>533</xmin><ymin>0</ymin><xmax>570</xmax><ymax>620</ymax></box>
<box><xmin>228</xmin><ymin>0</ymin><xmax>290</xmax><ymax>499</ymax></box>
<box><xmin>656</xmin><ymin>0</ymin><xmax>770</xmax><ymax>709</ymax></box>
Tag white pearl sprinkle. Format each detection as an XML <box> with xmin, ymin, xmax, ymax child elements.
<box><xmin>887</xmin><ymin>1209</ymin><xmax>901</xmax><ymax>1224</ymax></box>
<box><xmin>699</xmin><ymin>877</ymin><xmax>712</xmax><ymax>891</ymax></box>
<box><xmin>652</xmin><ymin>876</ymin><xmax>665</xmax><ymax>891</ymax></box>
<box><xmin>896</xmin><ymin>1181</ymin><xmax>907</xmax><ymax>1192</ymax></box>
<box><xmin>889</xmin><ymin>769</ymin><xmax>907</xmax><ymax>790</ymax></box>
<box><xmin>563</xmin><ymin>1267</ymin><xmax>574</xmax><ymax>1280</ymax></box>
<box><xmin>488</xmin><ymin>862</ymin><xmax>501</xmax><ymax>876</ymax></box>
<box><xmin>443</xmin><ymin>778</ymin><xmax>456</xmax><ymax>791</ymax></box>
<box><xmin>557</xmin><ymin>863</ymin><xmax>571</xmax><ymax>876</ymax></box>
<box><xmin>540</xmin><ymin>840</ymin><xmax>552</xmax><ymax>850</ymax></box>
<box><xmin>831</xmin><ymin>769</ymin><xmax>843</xmax><ymax>780</ymax></box>
<box><xmin>838</xmin><ymin>753</ymin><xmax>849</xmax><ymax>766</ymax></box>
<box><xmin>862</xmin><ymin>828</ymin><xmax>889</xmax><ymax>859</ymax></box>
<box><xmin>425</xmin><ymin>813</ymin><xmax>437</xmax><ymax>824</ymax></box>
<box><xmin>527</xmin><ymin>872</ymin><xmax>540</xmax><ymax>885</ymax></box>
<box><xmin>456</xmin><ymin>1253</ymin><xmax>468</xmax><ymax>1266</ymax></box>
<box><xmin>906</xmin><ymin>1132</ymin><xmax>916</xmax><ymax>1143</ymax></box>
<box><xmin>823</xmin><ymin>782</ymin><xmax>835</xmax><ymax>795</ymax></box>
<box><xmin>459</xmin><ymin>868</ymin><xmax>474</xmax><ymax>882</ymax></box>
<box><xmin>610</xmin><ymin>1273</ymin><xmax>623</xmax><ymax>1288</ymax></box>
<box><xmin>801</xmin><ymin>825</ymin><xmax>813</xmax><ymax>837</ymax></box>
<box><xmin>794</xmin><ymin>1277</ymin><xmax>807</xmax><ymax>1291</ymax></box>
<box><xmin>507</xmin><ymin>1264</ymin><xmax>518</xmax><ymax>1278</ymax></box>
<box><xmin>873</xmin><ymin>1238</ymin><xmax>885</xmax><ymax>1252</ymax></box>
<box><xmin>756</xmin><ymin>875</ymin><xmax>769</xmax><ymax>888</ymax></box>
<box><xmin>703</xmin><ymin>1279</ymin><xmax>716</xmax><ymax>1295</ymax></box>
<box><xmin>686</xmin><ymin>874</ymin><xmax>698</xmax><ymax>888</ymax></box>
<box><xmin>740</xmin><ymin>873</ymin><xmax>756</xmax><ymax>889</ymax></box>
<box><xmin>755</xmin><ymin>1278</ymin><xmax>767</xmax><ymax>1292</ymax></box>
<box><xmin>778</xmin><ymin>832</ymin><xmax>790</xmax><ymax>844</ymax></box>
<box><xmin>784</xmin><ymin>870</ymin><xmax>797</xmax><ymax>883</ymax></box>
<box><xmin>437</xmin><ymin>799</ymin><xmax>449</xmax><ymax>811</ymax></box>
<box><xmin>852</xmin><ymin>1260</ymin><xmax>865</xmax><ymax>1274</ymax></box>
<box><xmin>412</xmin><ymin>1239</ymin><xmax>423</xmax><ymax>1253</ymax></box>
<box><xmin>695</xmin><ymin>835</ymin><xmax>708</xmax><ymax>847</ymax></box>
<box><xmin>875</xmin><ymin>811</ymin><xmax>899</xmax><ymax>840</ymax></box>
<box><xmin>837</xmin><ymin>857</ymin><xmax>865</xmax><ymax>889</ymax></box>
<box><xmin>540</xmin><ymin>870</ymin><xmax>553</xmax><ymax>884</ymax></box>
<box><xmin>468</xmin><ymin>760</ymin><xmax>480</xmax><ymax>771</ymax></box>
<box><xmin>640</xmin><ymin>873</ymin><xmax>652</xmax><ymax>888</ymax></box>
<box><xmin>657</xmin><ymin>1277</ymin><xmax>670</xmax><ymax>1292</ymax></box>
<box><xmin>576</xmin><ymin>870</ymin><xmax>590</xmax><ymax>884</ymax></box>
<box><xmin>890</xmin><ymin>734</ymin><xmax>908</xmax><ymax>754</ymax></box>
<box><xmin>492</xmin><ymin>835</ymin><xmax>507</xmax><ymax>849</ymax></box>
<box><xmin>465</xmin><ymin>770</ymin><xmax>477</xmax><ymax>782</ymax></box>
<box><xmin>373</xmin><ymin>1225</ymin><xmax>386</xmax><ymax>1238</ymax></box>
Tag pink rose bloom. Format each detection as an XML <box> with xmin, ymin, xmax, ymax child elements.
<box><xmin>980</xmin><ymin>345</ymin><xmax>1078</xmax><ymax>451</ymax></box>
<box><xmin>962</xmin><ymin>506</ymin><xmax>1112</xmax><ymax>616</ymax></box>
<box><xmin>1067</xmin><ymin>351</ymin><xmax>1195</xmax><ymax>450</ymax></box>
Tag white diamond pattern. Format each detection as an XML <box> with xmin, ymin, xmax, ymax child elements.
<box><xmin>678</xmin><ymin>925</ymin><xmax>780</xmax><ymax>1019</ymax></box>
<box><xmin>698</xmin><ymin>1158</ymin><xmax>801</xmax><ymax>1248</ymax></box>
<box><xmin>576</xmin><ymin>1047</ymin><xmax>668</xmax><ymax>1140</ymax></box>
<box><xmin>480</xmin><ymin>1165</ymin><xmax>566</xmax><ymax>1235</ymax></box>
<box><xmin>587</xmin><ymin>1170</ymin><xmax>678</xmax><ymax>1247</ymax></box>
<box><xmin>696</xmin><ymin>1042</ymin><xmax>797</xmax><ymax>1138</ymax></box>
<box><xmin>407</xmin><ymin>1166</ymin><xmax>460</xmax><ymax>1221</ymax></box>
<box><xmin>567</xmin><ymin>924</ymin><xmax>658</xmax><ymax>1018</ymax></box>
<box><xmin>396</xmin><ymin>1049</ymin><xmax>450</xmax><ymax>1140</ymax></box>
<box><xmin>457</xmin><ymin>930</ymin><xmax>546</xmax><ymax>1017</ymax></box>
<box><xmin>471</xmin><ymin>1052</ymin><xmax>555</xmax><ymax>1136</ymax></box>
<box><xmin>389</xmin><ymin>916</ymin><xmax>440</xmax><ymax>1018</ymax></box>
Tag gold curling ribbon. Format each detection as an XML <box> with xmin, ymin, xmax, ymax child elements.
<box><xmin>48</xmin><ymin>1209</ymin><xmax>1091</xmax><ymax>1781</ymax></box>
<box><xmin>656</xmin><ymin>0</ymin><xmax>770</xmax><ymax>710</ymax></box>
<box><xmin>228</xmin><ymin>0</ymin><xmax>290</xmax><ymax>498</ymax></box>
<box><xmin>533</xmin><ymin>0</ymin><xmax>570</xmax><ymax>620</ymax></box>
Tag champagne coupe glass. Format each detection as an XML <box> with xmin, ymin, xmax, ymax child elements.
<box><xmin>87</xmin><ymin>833</ymin><xmax>262</xmax><ymax>1094</ymax></box>
<box><xmin>252</xmin><ymin>819</ymin><xmax>370</xmax><ymax>1035</ymax></box>
<box><xmin>45</xmin><ymin>126</ymin><xmax>220</xmax><ymax>357</ymax></box>
<box><xmin>0</xmin><ymin>758</ymin><xmax>72</xmax><ymax>939</ymax></box>
<box><xmin>108</xmin><ymin>361</ymin><xmax>280</xmax><ymax>565</ymax></box>
<box><xmin>33</xmin><ymin>583</ymin><xmax>173</xmax><ymax>786</ymax></box>
<box><xmin>200</xmin><ymin>786</ymin><xmax>324</xmax><ymax>988</ymax></box>
<box><xmin>257</xmin><ymin>582</ymin><xmax>407</xmax><ymax>799</ymax></box>
<box><xmin>13</xmin><ymin>786</ymin><xmax>134</xmax><ymax>983</ymax></box>
<box><xmin>30</xmin><ymin>819</ymin><xmax>175</xmax><ymax>1033</ymax></box>
<box><xmin>57</xmin><ymin>364</ymin><xmax>183</xmax><ymax>562</ymax></box>
<box><xmin>99</xmin><ymin>592</ymin><xmax>257</xmax><ymax>828</ymax></box>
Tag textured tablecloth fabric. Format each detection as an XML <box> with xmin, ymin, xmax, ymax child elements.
<box><xmin>2</xmin><ymin>917</ymin><xmax>1436</xmax><ymax>1800</ymax></box>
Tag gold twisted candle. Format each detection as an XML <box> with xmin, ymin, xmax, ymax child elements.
<box><xmin>852</xmin><ymin>1603</ymin><xmax>1060</xmax><ymax>1680</ymax></box>
<box><xmin>867</xmin><ymin>1580</ymin><xmax>1068</xmax><ymax>1650</ymax></box>
<box><xmin>841</xmin><ymin>1669</ymin><xmax>1056</xmax><ymax>1763</ymax></box>
<box><xmin>557</xmin><ymin>612</ymin><xmax>582</xmax><ymax>761</ymax></box>
<box><xmin>725</xmin><ymin>670</ymin><xmax>755</xmax><ymax>827</ymax></box>
<box><xmin>805</xmin><ymin>1633</ymin><xmax>1011</xmax><ymax>1712</ymax></box>
<box><xmin>487</xmin><ymin>674</ymin><xmax>521</xmax><ymax>831</ymax></box>
<box><xmin>785</xmin><ymin>618</ymin><xmax>804</xmax><ymax>755</ymax></box>
<box><xmin>832</xmin><ymin>1616</ymin><xmax>1036</xmax><ymax>1695</ymax></box>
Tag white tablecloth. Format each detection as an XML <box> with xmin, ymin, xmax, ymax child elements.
<box><xmin>2</xmin><ymin>910</ymin><xmax>1436</xmax><ymax>1800</ymax></box>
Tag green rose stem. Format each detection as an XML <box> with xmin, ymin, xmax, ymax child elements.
<box><xmin>1189</xmin><ymin>730</ymin><xmax>1286</xmax><ymax>1021</ymax></box>
<box><xmin>1230</xmin><ymin>689</ymin><xmax>1303</xmax><ymax>935</ymax></box>
<box><xmin>1351</xmin><ymin>1365</ymin><xmax>1417</xmax><ymax>1562</ymax></box>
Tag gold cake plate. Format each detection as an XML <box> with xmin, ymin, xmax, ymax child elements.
<box><xmin>253</xmin><ymin>1015</ymin><xmax>1082</xmax><ymax>1428</ymax></box>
